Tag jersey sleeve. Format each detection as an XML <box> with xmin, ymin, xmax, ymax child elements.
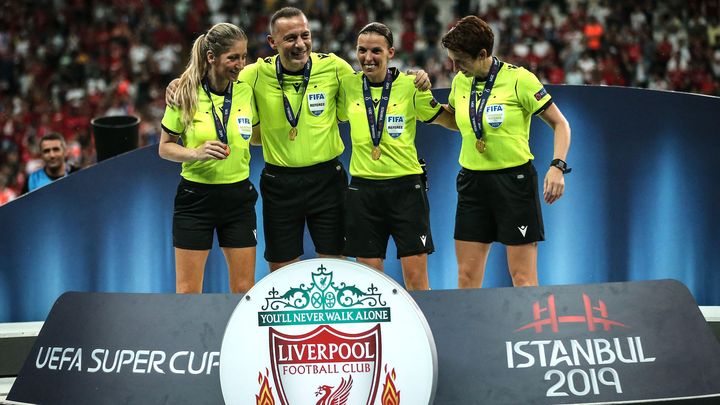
<box><xmin>333</xmin><ymin>55</ymin><xmax>354</xmax><ymax>122</ymax></box>
<box><xmin>336</xmin><ymin>75</ymin><xmax>349</xmax><ymax>122</ymax></box>
<box><xmin>238</xmin><ymin>59</ymin><xmax>261</xmax><ymax>85</ymax></box>
<box><xmin>333</xmin><ymin>54</ymin><xmax>355</xmax><ymax>81</ymax></box>
<box><xmin>414</xmin><ymin>88</ymin><xmax>443</xmax><ymax>123</ymax></box>
<box><xmin>161</xmin><ymin>104</ymin><xmax>184</xmax><ymax>136</ymax></box>
<box><xmin>238</xmin><ymin>61</ymin><xmax>261</xmax><ymax>126</ymax></box>
<box><xmin>516</xmin><ymin>67</ymin><xmax>553</xmax><ymax>115</ymax></box>
<box><xmin>448</xmin><ymin>74</ymin><xmax>459</xmax><ymax>111</ymax></box>
<box><xmin>251</xmin><ymin>90</ymin><xmax>260</xmax><ymax>126</ymax></box>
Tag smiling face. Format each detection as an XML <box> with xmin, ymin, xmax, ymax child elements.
<box><xmin>268</xmin><ymin>14</ymin><xmax>312</xmax><ymax>71</ymax></box>
<box><xmin>356</xmin><ymin>32</ymin><xmax>395</xmax><ymax>83</ymax></box>
<box><xmin>446</xmin><ymin>48</ymin><xmax>489</xmax><ymax>78</ymax></box>
<box><xmin>208</xmin><ymin>39</ymin><xmax>247</xmax><ymax>88</ymax></box>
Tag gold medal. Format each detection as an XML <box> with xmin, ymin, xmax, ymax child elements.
<box><xmin>476</xmin><ymin>139</ymin><xmax>487</xmax><ymax>153</ymax></box>
<box><xmin>372</xmin><ymin>146</ymin><xmax>381</xmax><ymax>160</ymax></box>
<box><xmin>289</xmin><ymin>127</ymin><xmax>298</xmax><ymax>141</ymax></box>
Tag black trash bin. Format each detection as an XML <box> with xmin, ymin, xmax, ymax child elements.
<box><xmin>91</xmin><ymin>115</ymin><xmax>140</xmax><ymax>162</ymax></box>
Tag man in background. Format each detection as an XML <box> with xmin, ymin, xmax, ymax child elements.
<box><xmin>23</xmin><ymin>133</ymin><xmax>78</xmax><ymax>193</ymax></box>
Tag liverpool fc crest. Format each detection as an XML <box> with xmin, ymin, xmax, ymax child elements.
<box><xmin>220</xmin><ymin>259</ymin><xmax>437</xmax><ymax>404</ymax></box>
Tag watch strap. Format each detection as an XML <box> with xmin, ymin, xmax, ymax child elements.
<box><xmin>550</xmin><ymin>158</ymin><xmax>572</xmax><ymax>174</ymax></box>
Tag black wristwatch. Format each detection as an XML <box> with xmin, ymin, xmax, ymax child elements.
<box><xmin>550</xmin><ymin>158</ymin><xmax>572</xmax><ymax>174</ymax></box>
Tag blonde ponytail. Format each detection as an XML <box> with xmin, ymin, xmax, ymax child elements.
<box><xmin>175</xmin><ymin>23</ymin><xmax>247</xmax><ymax>131</ymax></box>
<box><xmin>175</xmin><ymin>34</ymin><xmax>206</xmax><ymax>130</ymax></box>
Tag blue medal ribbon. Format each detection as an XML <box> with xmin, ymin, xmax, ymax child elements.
<box><xmin>275</xmin><ymin>56</ymin><xmax>312</xmax><ymax>130</ymax></box>
<box><xmin>469</xmin><ymin>57</ymin><xmax>502</xmax><ymax>143</ymax></box>
<box><xmin>362</xmin><ymin>69</ymin><xmax>393</xmax><ymax>150</ymax></box>
<box><xmin>201</xmin><ymin>78</ymin><xmax>233</xmax><ymax>145</ymax></box>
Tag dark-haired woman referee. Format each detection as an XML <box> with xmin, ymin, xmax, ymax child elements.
<box><xmin>442</xmin><ymin>16</ymin><xmax>572</xmax><ymax>288</ymax></box>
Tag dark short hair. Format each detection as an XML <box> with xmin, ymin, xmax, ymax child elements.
<box><xmin>358</xmin><ymin>22</ymin><xmax>394</xmax><ymax>47</ymax></box>
<box><xmin>441</xmin><ymin>15</ymin><xmax>494</xmax><ymax>58</ymax></box>
<box><xmin>269</xmin><ymin>7</ymin><xmax>305</xmax><ymax>34</ymax></box>
<box><xmin>39</xmin><ymin>133</ymin><xmax>66</xmax><ymax>149</ymax></box>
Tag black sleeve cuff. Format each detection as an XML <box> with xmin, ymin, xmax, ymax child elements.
<box><xmin>161</xmin><ymin>124</ymin><xmax>182</xmax><ymax>136</ymax></box>
<box><xmin>423</xmin><ymin>108</ymin><xmax>444</xmax><ymax>123</ymax></box>
<box><xmin>533</xmin><ymin>99</ymin><xmax>553</xmax><ymax>115</ymax></box>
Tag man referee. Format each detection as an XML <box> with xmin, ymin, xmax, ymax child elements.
<box><xmin>239</xmin><ymin>7</ymin><xmax>354</xmax><ymax>270</ymax></box>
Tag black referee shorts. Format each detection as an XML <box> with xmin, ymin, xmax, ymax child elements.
<box><xmin>344</xmin><ymin>175</ymin><xmax>434</xmax><ymax>259</ymax></box>
<box><xmin>260</xmin><ymin>158</ymin><xmax>348</xmax><ymax>263</ymax></box>
<box><xmin>454</xmin><ymin>161</ymin><xmax>545</xmax><ymax>245</ymax></box>
<box><xmin>173</xmin><ymin>178</ymin><xmax>258</xmax><ymax>250</ymax></box>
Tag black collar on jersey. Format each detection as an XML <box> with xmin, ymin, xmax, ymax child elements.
<box><xmin>45</xmin><ymin>165</ymin><xmax>71</xmax><ymax>180</ymax></box>
<box><xmin>280</xmin><ymin>57</ymin><xmax>310</xmax><ymax>75</ymax></box>
<box><xmin>205</xmin><ymin>80</ymin><xmax>231</xmax><ymax>96</ymax></box>
<box><xmin>366</xmin><ymin>67</ymin><xmax>400</xmax><ymax>87</ymax></box>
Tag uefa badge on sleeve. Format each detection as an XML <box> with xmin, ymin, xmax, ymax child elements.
<box><xmin>219</xmin><ymin>258</ymin><xmax>438</xmax><ymax>404</ymax></box>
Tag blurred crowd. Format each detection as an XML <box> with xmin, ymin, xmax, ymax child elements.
<box><xmin>1</xmin><ymin>0</ymin><xmax>719</xmax><ymax>204</ymax></box>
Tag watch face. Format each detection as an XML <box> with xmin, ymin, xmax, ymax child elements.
<box><xmin>551</xmin><ymin>159</ymin><xmax>567</xmax><ymax>172</ymax></box>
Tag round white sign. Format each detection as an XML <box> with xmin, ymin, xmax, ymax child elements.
<box><xmin>220</xmin><ymin>258</ymin><xmax>437</xmax><ymax>404</ymax></box>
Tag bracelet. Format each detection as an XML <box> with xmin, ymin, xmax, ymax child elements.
<box><xmin>550</xmin><ymin>158</ymin><xmax>572</xmax><ymax>174</ymax></box>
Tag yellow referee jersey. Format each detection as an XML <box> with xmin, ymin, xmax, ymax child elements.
<box><xmin>449</xmin><ymin>62</ymin><xmax>552</xmax><ymax>170</ymax></box>
<box><xmin>338</xmin><ymin>69</ymin><xmax>442</xmax><ymax>179</ymax></box>
<box><xmin>161</xmin><ymin>81</ymin><xmax>258</xmax><ymax>184</ymax></box>
<box><xmin>239</xmin><ymin>52</ymin><xmax>354</xmax><ymax>167</ymax></box>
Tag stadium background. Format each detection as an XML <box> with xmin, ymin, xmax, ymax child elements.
<box><xmin>1</xmin><ymin>0</ymin><xmax>718</xmax><ymax>189</ymax></box>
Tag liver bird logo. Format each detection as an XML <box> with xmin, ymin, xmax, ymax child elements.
<box><xmin>314</xmin><ymin>375</ymin><xmax>353</xmax><ymax>405</ymax></box>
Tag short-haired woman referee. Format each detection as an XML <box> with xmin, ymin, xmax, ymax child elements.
<box><xmin>442</xmin><ymin>16</ymin><xmax>572</xmax><ymax>288</ymax></box>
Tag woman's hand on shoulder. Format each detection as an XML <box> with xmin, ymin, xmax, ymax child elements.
<box><xmin>407</xmin><ymin>69</ymin><xmax>432</xmax><ymax>91</ymax></box>
<box><xmin>165</xmin><ymin>78</ymin><xmax>181</xmax><ymax>106</ymax></box>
